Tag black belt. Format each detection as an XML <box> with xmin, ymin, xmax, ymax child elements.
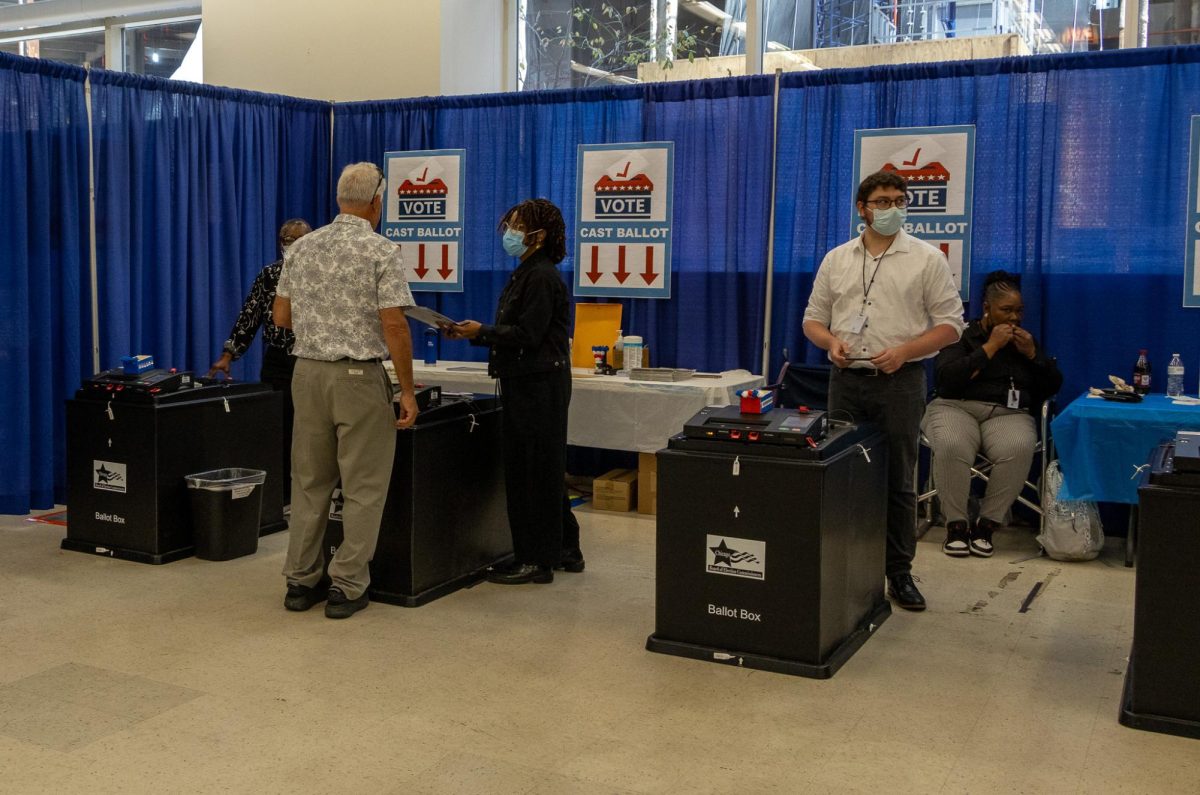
<box><xmin>334</xmin><ymin>357</ymin><xmax>382</xmax><ymax>364</ymax></box>
<box><xmin>839</xmin><ymin>362</ymin><xmax>921</xmax><ymax>377</ymax></box>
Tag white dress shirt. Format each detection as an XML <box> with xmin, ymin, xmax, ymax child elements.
<box><xmin>803</xmin><ymin>230</ymin><xmax>964</xmax><ymax>367</ymax></box>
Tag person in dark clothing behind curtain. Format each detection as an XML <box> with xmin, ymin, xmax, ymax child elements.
<box><xmin>443</xmin><ymin>198</ymin><xmax>583</xmax><ymax>585</ymax></box>
<box><xmin>208</xmin><ymin>218</ymin><xmax>312</xmax><ymax>502</ymax></box>
<box><xmin>922</xmin><ymin>270</ymin><xmax>1062</xmax><ymax>558</ymax></box>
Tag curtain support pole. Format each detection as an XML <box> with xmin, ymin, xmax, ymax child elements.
<box><xmin>760</xmin><ymin>68</ymin><xmax>782</xmax><ymax>379</ymax></box>
<box><xmin>85</xmin><ymin>70</ymin><xmax>101</xmax><ymax>374</ymax></box>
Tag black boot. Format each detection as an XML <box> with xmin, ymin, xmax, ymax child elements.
<box><xmin>554</xmin><ymin>548</ymin><xmax>586</xmax><ymax>573</ymax></box>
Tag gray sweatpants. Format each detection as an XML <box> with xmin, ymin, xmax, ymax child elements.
<box><xmin>282</xmin><ymin>358</ymin><xmax>396</xmax><ymax>599</ymax></box>
<box><xmin>921</xmin><ymin>398</ymin><xmax>1036</xmax><ymax>526</ymax></box>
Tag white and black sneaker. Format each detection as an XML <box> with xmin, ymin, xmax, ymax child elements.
<box><xmin>942</xmin><ymin>521</ymin><xmax>970</xmax><ymax>557</ymax></box>
<box><xmin>970</xmin><ymin>518</ymin><xmax>998</xmax><ymax>558</ymax></box>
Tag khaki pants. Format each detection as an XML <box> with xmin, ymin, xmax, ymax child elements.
<box><xmin>282</xmin><ymin>358</ymin><xmax>396</xmax><ymax>599</ymax></box>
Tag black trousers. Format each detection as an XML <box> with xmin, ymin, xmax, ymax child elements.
<box><xmin>499</xmin><ymin>368</ymin><xmax>580</xmax><ymax>567</ymax></box>
<box><xmin>828</xmin><ymin>363</ymin><xmax>926</xmax><ymax>577</ymax></box>
<box><xmin>261</xmin><ymin>346</ymin><xmax>296</xmax><ymax>503</ymax></box>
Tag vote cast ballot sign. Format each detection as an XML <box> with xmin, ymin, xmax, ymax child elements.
<box><xmin>575</xmin><ymin>142</ymin><xmax>674</xmax><ymax>299</ymax></box>
<box><xmin>1186</xmin><ymin>116</ymin><xmax>1200</xmax><ymax>308</ymax></box>
<box><xmin>852</xmin><ymin>126</ymin><xmax>975</xmax><ymax>299</ymax></box>
<box><xmin>383</xmin><ymin>149</ymin><xmax>465</xmax><ymax>293</ymax></box>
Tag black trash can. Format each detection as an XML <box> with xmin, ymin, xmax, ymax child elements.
<box><xmin>185</xmin><ymin>469</ymin><xmax>266</xmax><ymax>561</ymax></box>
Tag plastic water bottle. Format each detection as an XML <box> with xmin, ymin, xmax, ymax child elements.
<box><xmin>423</xmin><ymin>328</ymin><xmax>438</xmax><ymax>366</ymax></box>
<box><xmin>1167</xmin><ymin>353</ymin><xmax>1184</xmax><ymax>397</ymax></box>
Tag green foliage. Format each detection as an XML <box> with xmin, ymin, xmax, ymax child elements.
<box><xmin>524</xmin><ymin>3</ymin><xmax>717</xmax><ymax>87</ymax></box>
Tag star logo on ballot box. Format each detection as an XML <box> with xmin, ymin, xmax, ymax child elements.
<box><xmin>709</xmin><ymin>539</ymin><xmax>760</xmax><ymax>567</ymax></box>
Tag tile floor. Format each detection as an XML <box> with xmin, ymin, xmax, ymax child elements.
<box><xmin>1</xmin><ymin>507</ymin><xmax>1197</xmax><ymax>794</ymax></box>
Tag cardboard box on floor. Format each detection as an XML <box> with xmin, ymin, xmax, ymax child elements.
<box><xmin>593</xmin><ymin>468</ymin><xmax>637</xmax><ymax>512</ymax></box>
<box><xmin>638</xmin><ymin>452</ymin><xmax>657</xmax><ymax>515</ymax></box>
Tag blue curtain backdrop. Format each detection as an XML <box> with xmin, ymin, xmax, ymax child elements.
<box><xmin>334</xmin><ymin>87</ymin><xmax>645</xmax><ymax>364</ymax></box>
<box><xmin>0</xmin><ymin>54</ymin><xmax>91</xmax><ymax>514</ymax></box>
<box><xmin>333</xmin><ymin>79</ymin><xmax>773</xmax><ymax>372</ymax></box>
<box><xmin>90</xmin><ymin>71</ymin><xmax>332</xmax><ymax>381</ymax></box>
<box><xmin>771</xmin><ymin>46</ymin><xmax>1200</xmax><ymax>402</ymax></box>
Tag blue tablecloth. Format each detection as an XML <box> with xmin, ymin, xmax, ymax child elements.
<box><xmin>1051</xmin><ymin>393</ymin><xmax>1200</xmax><ymax>504</ymax></box>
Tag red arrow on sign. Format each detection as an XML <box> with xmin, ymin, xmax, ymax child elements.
<box><xmin>586</xmin><ymin>246</ymin><xmax>602</xmax><ymax>284</ymax></box>
<box><xmin>641</xmin><ymin>247</ymin><xmax>658</xmax><ymax>285</ymax></box>
<box><xmin>938</xmin><ymin>243</ymin><xmax>950</xmax><ymax>260</ymax></box>
<box><xmin>438</xmin><ymin>244</ymin><xmax>453</xmax><ymax>280</ymax></box>
<box><xmin>614</xmin><ymin>245</ymin><xmax>630</xmax><ymax>284</ymax></box>
<box><xmin>413</xmin><ymin>244</ymin><xmax>429</xmax><ymax>279</ymax></box>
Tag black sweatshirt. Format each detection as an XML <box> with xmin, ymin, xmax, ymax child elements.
<box><xmin>933</xmin><ymin>319</ymin><xmax>1063</xmax><ymax>412</ymax></box>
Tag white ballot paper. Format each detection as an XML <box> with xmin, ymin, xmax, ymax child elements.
<box><xmin>405</xmin><ymin>305</ymin><xmax>461</xmax><ymax>328</ymax></box>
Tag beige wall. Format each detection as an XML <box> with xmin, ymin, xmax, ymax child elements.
<box><xmin>202</xmin><ymin>0</ymin><xmax>442</xmax><ymax>102</ymax></box>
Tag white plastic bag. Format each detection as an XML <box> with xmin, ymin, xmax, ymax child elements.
<box><xmin>1038</xmin><ymin>461</ymin><xmax>1104</xmax><ymax>561</ymax></box>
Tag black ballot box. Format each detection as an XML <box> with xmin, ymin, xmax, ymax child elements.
<box><xmin>322</xmin><ymin>395</ymin><xmax>511</xmax><ymax>607</ymax></box>
<box><xmin>647</xmin><ymin>420</ymin><xmax>890</xmax><ymax>679</ymax></box>
<box><xmin>1120</xmin><ymin>443</ymin><xmax>1200</xmax><ymax>740</ymax></box>
<box><xmin>63</xmin><ymin>381</ymin><xmax>285</xmax><ymax>564</ymax></box>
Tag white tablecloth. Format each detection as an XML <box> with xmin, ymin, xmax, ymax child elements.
<box><xmin>386</xmin><ymin>360</ymin><xmax>763</xmax><ymax>453</ymax></box>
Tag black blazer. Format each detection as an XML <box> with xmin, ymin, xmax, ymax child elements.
<box><xmin>934</xmin><ymin>320</ymin><xmax>1063</xmax><ymax>412</ymax></box>
<box><xmin>472</xmin><ymin>249</ymin><xmax>571</xmax><ymax>379</ymax></box>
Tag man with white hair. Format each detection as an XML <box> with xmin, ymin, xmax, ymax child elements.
<box><xmin>273</xmin><ymin>162</ymin><xmax>419</xmax><ymax>619</ymax></box>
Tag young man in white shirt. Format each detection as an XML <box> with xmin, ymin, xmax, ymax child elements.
<box><xmin>803</xmin><ymin>171</ymin><xmax>964</xmax><ymax>611</ymax></box>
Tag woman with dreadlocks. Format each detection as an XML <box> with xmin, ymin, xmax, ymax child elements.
<box><xmin>444</xmin><ymin>198</ymin><xmax>583</xmax><ymax>585</ymax></box>
<box><xmin>921</xmin><ymin>270</ymin><xmax>1062</xmax><ymax>558</ymax></box>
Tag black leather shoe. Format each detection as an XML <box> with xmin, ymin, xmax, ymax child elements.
<box><xmin>284</xmin><ymin>582</ymin><xmax>329</xmax><ymax>612</ymax></box>
<box><xmin>324</xmin><ymin>587</ymin><xmax>369</xmax><ymax>619</ymax></box>
<box><xmin>887</xmin><ymin>573</ymin><xmax>927</xmax><ymax>611</ymax></box>
<box><xmin>554</xmin><ymin>549</ymin><xmax>586</xmax><ymax>573</ymax></box>
<box><xmin>487</xmin><ymin>563</ymin><xmax>554</xmax><ymax>585</ymax></box>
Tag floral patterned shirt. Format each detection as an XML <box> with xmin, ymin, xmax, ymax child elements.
<box><xmin>276</xmin><ymin>214</ymin><xmax>414</xmax><ymax>361</ymax></box>
<box><xmin>223</xmin><ymin>260</ymin><xmax>294</xmax><ymax>359</ymax></box>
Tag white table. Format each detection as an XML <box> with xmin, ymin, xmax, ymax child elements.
<box><xmin>385</xmin><ymin>360</ymin><xmax>764</xmax><ymax>453</ymax></box>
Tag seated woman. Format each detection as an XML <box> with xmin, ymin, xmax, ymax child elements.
<box><xmin>922</xmin><ymin>270</ymin><xmax>1063</xmax><ymax>558</ymax></box>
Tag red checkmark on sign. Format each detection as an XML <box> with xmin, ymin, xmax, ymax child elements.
<box><xmin>418</xmin><ymin>167</ymin><xmax>428</xmax><ymax>182</ymax></box>
<box><xmin>617</xmin><ymin>161</ymin><xmax>631</xmax><ymax>178</ymax></box>
<box><xmin>903</xmin><ymin>148</ymin><xmax>922</xmax><ymax>167</ymax></box>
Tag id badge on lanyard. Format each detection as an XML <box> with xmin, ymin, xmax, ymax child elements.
<box><xmin>1007</xmin><ymin>379</ymin><xmax>1021</xmax><ymax>409</ymax></box>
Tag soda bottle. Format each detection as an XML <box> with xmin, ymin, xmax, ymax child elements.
<box><xmin>1166</xmin><ymin>353</ymin><xmax>1184</xmax><ymax>398</ymax></box>
<box><xmin>1133</xmin><ymin>349</ymin><xmax>1151</xmax><ymax>395</ymax></box>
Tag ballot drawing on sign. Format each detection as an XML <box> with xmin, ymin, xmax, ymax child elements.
<box><xmin>1185</xmin><ymin>116</ymin><xmax>1200</xmax><ymax>308</ymax></box>
<box><xmin>382</xmin><ymin>149</ymin><xmax>465</xmax><ymax>293</ymax></box>
<box><xmin>575</xmin><ymin>142</ymin><xmax>674</xmax><ymax>299</ymax></box>
<box><xmin>852</xmin><ymin>126</ymin><xmax>975</xmax><ymax>300</ymax></box>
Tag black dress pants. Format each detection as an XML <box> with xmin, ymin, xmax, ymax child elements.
<box><xmin>828</xmin><ymin>363</ymin><xmax>926</xmax><ymax>577</ymax></box>
<box><xmin>499</xmin><ymin>368</ymin><xmax>580</xmax><ymax>567</ymax></box>
<box><xmin>261</xmin><ymin>346</ymin><xmax>296</xmax><ymax>503</ymax></box>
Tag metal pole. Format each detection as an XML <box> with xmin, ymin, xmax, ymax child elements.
<box><xmin>85</xmin><ymin>73</ymin><xmax>101</xmax><ymax>374</ymax></box>
<box><xmin>760</xmin><ymin>68</ymin><xmax>783</xmax><ymax>379</ymax></box>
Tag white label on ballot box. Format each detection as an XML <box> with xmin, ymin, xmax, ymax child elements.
<box><xmin>705</xmin><ymin>534</ymin><xmax>766</xmax><ymax>581</ymax></box>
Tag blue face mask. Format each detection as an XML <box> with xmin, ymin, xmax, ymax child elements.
<box><xmin>502</xmin><ymin>229</ymin><xmax>529</xmax><ymax>258</ymax></box>
<box><xmin>869</xmin><ymin>206</ymin><xmax>907</xmax><ymax>237</ymax></box>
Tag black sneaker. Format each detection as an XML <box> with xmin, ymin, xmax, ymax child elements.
<box><xmin>942</xmin><ymin>521</ymin><xmax>970</xmax><ymax>557</ymax></box>
<box><xmin>284</xmin><ymin>582</ymin><xmax>329</xmax><ymax>612</ymax></box>
<box><xmin>887</xmin><ymin>573</ymin><xmax>927</xmax><ymax>611</ymax></box>
<box><xmin>554</xmin><ymin>548</ymin><xmax>586</xmax><ymax>573</ymax></box>
<box><xmin>324</xmin><ymin>587</ymin><xmax>369</xmax><ymax>619</ymax></box>
<box><xmin>971</xmin><ymin>518</ymin><xmax>999</xmax><ymax>558</ymax></box>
